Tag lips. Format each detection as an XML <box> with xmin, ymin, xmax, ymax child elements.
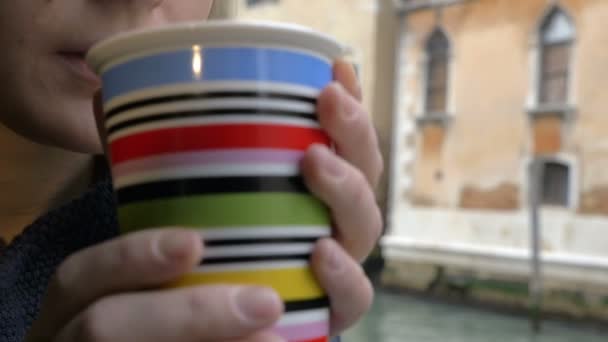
<box><xmin>57</xmin><ymin>50</ymin><xmax>101</xmax><ymax>86</ymax></box>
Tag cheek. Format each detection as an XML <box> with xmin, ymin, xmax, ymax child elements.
<box><xmin>0</xmin><ymin>50</ymin><xmax>101</xmax><ymax>154</ymax></box>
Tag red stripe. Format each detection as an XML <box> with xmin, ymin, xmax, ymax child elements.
<box><xmin>110</xmin><ymin>124</ymin><xmax>330</xmax><ymax>164</ymax></box>
<box><xmin>298</xmin><ymin>337</ymin><xmax>328</xmax><ymax>342</ymax></box>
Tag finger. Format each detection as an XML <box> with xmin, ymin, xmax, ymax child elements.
<box><xmin>317</xmin><ymin>82</ymin><xmax>383</xmax><ymax>187</ymax></box>
<box><xmin>311</xmin><ymin>239</ymin><xmax>374</xmax><ymax>336</ymax></box>
<box><xmin>334</xmin><ymin>59</ymin><xmax>362</xmax><ymax>101</ymax></box>
<box><xmin>55</xmin><ymin>286</ymin><xmax>283</xmax><ymax>342</ymax></box>
<box><xmin>27</xmin><ymin>229</ymin><xmax>203</xmax><ymax>340</ymax></box>
<box><xmin>301</xmin><ymin>145</ymin><xmax>383</xmax><ymax>261</ymax></box>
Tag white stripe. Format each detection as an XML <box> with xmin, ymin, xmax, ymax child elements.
<box><xmin>108</xmin><ymin>115</ymin><xmax>321</xmax><ymax>142</ymax></box>
<box><xmin>204</xmin><ymin>243</ymin><xmax>314</xmax><ymax>258</ymax></box>
<box><xmin>105</xmin><ymin>81</ymin><xmax>319</xmax><ymax>113</ymax></box>
<box><xmin>200</xmin><ymin>226</ymin><xmax>330</xmax><ymax>241</ymax></box>
<box><xmin>278</xmin><ymin>308</ymin><xmax>329</xmax><ymax>326</ymax></box>
<box><xmin>194</xmin><ymin>260</ymin><xmax>308</xmax><ymax>273</ymax></box>
<box><xmin>106</xmin><ymin>97</ymin><xmax>316</xmax><ymax>128</ymax></box>
<box><xmin>113</xmin><ymin>163</ymin><xmax>299</xmax><ymax>189</ymax></box>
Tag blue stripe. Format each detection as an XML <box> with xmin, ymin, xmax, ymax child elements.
<box><xmin>102</xmin><ymin>47</ymin><xmax>332</xmax><ymax>103</ymax></box>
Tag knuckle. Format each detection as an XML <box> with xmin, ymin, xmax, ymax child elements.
<box><xmin>348</xmin><ymin>169</ymin><xmax>370</xmax><ymax>208</ymax></box>
<box><xmin>349</xmin><ymin>110</ymin><xmax>369</xmax><ymax>138</ymax></box>
<box><xmin>357</xmin><ymin>207</ymin><xmax>382</xmax><ymax>262</ymax></box>
<box><xmin>346</xmin><ymin>169</ymin><xmax>382</xmax><ymax>259</ymax></box>
<box><xmin>79</xmin><ymin>301</ymin><xmax>112</xmax><ymax>341</ymax></box>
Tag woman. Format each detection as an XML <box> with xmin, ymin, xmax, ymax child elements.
<box><xmin>0</xmin><ymin>1</ymin><xmax>383</xmax><ymax>341</ymax></box>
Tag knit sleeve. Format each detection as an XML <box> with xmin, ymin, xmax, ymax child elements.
<box><xmin>0</xmin><ymin>178</ymin><xmax>119</xmax><ymax>342</ymax></box>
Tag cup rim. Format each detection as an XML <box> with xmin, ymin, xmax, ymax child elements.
<box><xmin>86</xmin><ymin>20</ymin><xmax>345</xmax><ymax>73</ymax></box>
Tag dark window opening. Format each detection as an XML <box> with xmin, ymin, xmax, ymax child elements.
<box><xmin>425</xmin><ymin>29</ymin><xmax>450</xmax><ymax>114</ymax></box>
<box><xmin>541</xmin><ymin>161</ymin><xmax>570</xmax><ymax>207</ymax></box>
<box><xmin>246</xmin><ymin>0</ymin><xmax>279</xmax><ymax>7</ymax></box>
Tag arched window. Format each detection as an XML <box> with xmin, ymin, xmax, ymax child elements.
<box><xmin>538</xmin><ymin>7</ymin><xmax>575</xmax><ymax>105</ymax></box>
<box><xmin>425</xmin><ymin>28</ymin><xmax>450</xmax><ymax>114</ymax></box>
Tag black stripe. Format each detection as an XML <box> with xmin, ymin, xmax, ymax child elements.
<box><xmin>116</xmin><ymin>176</ymin><xmax>308</xmax><ymax>205</ymax></box>
<box><xmin>285</xmin><ymin>297</ymin><xmax>330</xmax><ymax>312</ymax></box>
<box><xmin>106</xmin><ymin>91</ymin><xmax>317</xmax><ymax>120</ymax></box>
<box><xmin>201</xmin><ymin>254</ymin><xmax>310</xmax><ymax>265</ymax></box>
<box><xmin>107</xmin><ymin>108</ymin><xmax>317</xmax><ymax>135</ymax></box>
<box><xmin>204</xmin><ymin>237</ymin><xmax>319</xmax><ymax>247</ymax></box>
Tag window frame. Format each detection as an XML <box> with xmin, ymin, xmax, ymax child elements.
<box><xmin>536</xmin><ymin>7</ymin><xmax>576</xmax><ymax>106</ymax></box>
<box><xmin>522</xmin><ymin>154</ymin><xmax>579</xmax><ymax>211</ymax></box>
<box><xmin>534</xmin><ymin>6</ymin><xmax>576</xmax><ymax>108</ymax></box>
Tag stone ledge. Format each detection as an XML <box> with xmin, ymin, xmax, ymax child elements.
<box><xmin>399</xmin><ymin>0</ymin><xmax>468</xmax><ymax>13</ymax></box>
<box><xmin>381</xmin><ymin>258</ymin><xmax>608</xmax><ymax>322</ymax></box>
<box><xmin>527</xmin><ymin>104</ymin><xmax>577</xmax><ymax>120</ymax></box>
<box><xmin>415</xmin><ymin>112</ymin><xmax>452</xmax><ymax>126</ymax></box>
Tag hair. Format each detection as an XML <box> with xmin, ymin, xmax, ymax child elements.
<box><xmin>209</xmin><ymin>0</ymin><xmax>236</xmax><ymax>19</ymax></box>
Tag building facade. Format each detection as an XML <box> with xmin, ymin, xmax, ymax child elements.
<box><xmin>382</xmin><ymin>0</ymin><xmax>608</xmax><ymax>320</ymax></box>
<box><xmin>235</xmin><ymin>0</ymin><xmax>379</xmax><ymax>114</ymax></box>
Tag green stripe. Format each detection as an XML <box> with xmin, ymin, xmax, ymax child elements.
<box><xmin>118</xmin><ymin>193</ymin><xmax>330</xmax><ymax>232</ymax></box>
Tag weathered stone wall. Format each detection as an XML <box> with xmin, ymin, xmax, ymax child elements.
<box><xmin>400</xmin><ymin>0</ymin><xmax>608</xmax><ymax>213</ymax></box>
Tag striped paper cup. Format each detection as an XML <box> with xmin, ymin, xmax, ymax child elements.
<box><xmin>87</xmin><ymin>21</ymin><xmax>343</xmax><ymax>342</ymax></box>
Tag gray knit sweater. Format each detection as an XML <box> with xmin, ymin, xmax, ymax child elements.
<box><xmin>0</xmin><ymin>177</ymin><xmax>118</xmax><ymax>341</ymax></box>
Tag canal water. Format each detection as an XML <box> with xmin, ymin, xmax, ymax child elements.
<box><xmin>343</xmin><ymin>289</ymin><xmax>607</xmax><ymax>342</ymax></box>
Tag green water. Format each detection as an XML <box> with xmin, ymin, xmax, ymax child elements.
<box><xmin>344</xmin><ymin>289</ymin><xmax>607</xmax><ymax>342</ymax></box>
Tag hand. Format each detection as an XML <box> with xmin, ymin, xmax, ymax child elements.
<box><xmin>300</xmin><ymin>60</ymin><xmax>384</xmax><ymax>336</ymax></box>
<box><xmin>26</xmin><ymin>229</ymin><xmax>285</xmax><ymax>341</ymax></box>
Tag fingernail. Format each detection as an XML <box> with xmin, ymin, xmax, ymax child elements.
<box><xmin>235</xmin><ymin>287</ymin><xmax>282</xmax><ymax>325</ymax></box>
<box><xmin>160</xmin><ymin>233</ymin><xmax>193</xmax><ymax>260</ymax></box>
<box><xmin>310</xmin><ymin>144</ymin><xmax>345</xmax><ymax>181</ymax></box>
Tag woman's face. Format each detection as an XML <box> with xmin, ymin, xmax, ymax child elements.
<box><xmin>0</xmin><ymin>0</ymin><xmax>214</xmax><ymax>153</ymax></box>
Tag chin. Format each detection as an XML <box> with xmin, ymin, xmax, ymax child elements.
<box><xmin>52</xmin><ymin>135</ymin><xmax>103</xmax><ymax>155</ymax></box>
<box><xmin>23</xmin><ymin>125</ymin><xmax>102</xmax><ymax>154</ymax></box>
<box><xmin>3</xmin><ymin>110</ymin><xmax>103</xmax><ymax>155</ymax></box>
<box><xmin>42</xmin><ymin>102</ymin><xmax>104</xmax><ymax>154</ymax></box>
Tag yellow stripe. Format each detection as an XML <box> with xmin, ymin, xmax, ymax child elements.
<box><xmin>168</xmin><ymin>267</ymin><xmax>324</xmax><ymax>301</ymax></box>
